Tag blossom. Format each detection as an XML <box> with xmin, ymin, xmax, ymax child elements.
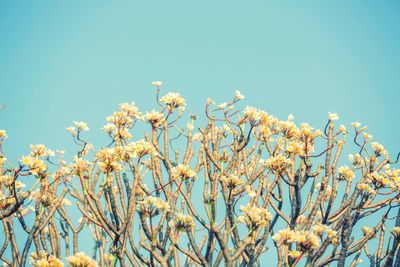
<box><xmin>235</xmin><ymin>90</ymin><xmax>245</xmax><ymax>100</ymax></box>
<box><xmin>272</xmin><ymin>228</ymin><xmax>296</xmax><ymax>245</ymax></box>
<box><xmin>338</xmin><ymin>166</ymin><xmax>355</xmax><ymax>182</ymax></box>
<box><xmin>0</xmin><ymin>129</ymin><xmax>7</xmax><ymax>140</ymax></box>
<box><xmin>30</xmin><ymin>144</ymin><xmax>51</xmax><ymax>157</ymax></box>
<box><xmin>21</xmin><ymin>156</ymin><xmax>48</xmax><ymax>176</ymax></box>
<box><xmin>218</xmin><ymin>102</ymin><xmax>228</xmax><ymax>109</ymax></box>
<box><xmin>288</xmin><ymin>250</ymin><xmax>302</xmax><ymax>259</ymax></box>
<box><xmin>221</xmin><ymin>174</ymin><xmax>244</xmax><ymax>189</ymax></box>
<box><xmin>72</xmin><ymin>156</ymin><xmax>91</xmax><ymax>175</ymax></box>
<box><xmin>206</xmin><ymin>97</ymin><xmax>215</xmax><ymax>105</ymax></box>
<box><xmin>66</xmin><ymin>127</ymin><xmax>75</xmax><ymax>134</ymax></box>
<box><xmin>170</xmin><ymin>213</ymin><xmax>196</xmax><ymax>231</ymax></box>
<box><xmin>244</xmin><ymin>184</ymin><xmax>256</xmax><ymax>197</ymax></box>
<box><xmin>96</xmin><ymin>148</ymin><xmax>122</xmax><ymax>173</ymax></box>
<box><xmin>66</xmin><ymin>252</ymin><xmax>98</xmax><ymax>267</ymax></box>
<box><xmin>361</xmin><ymin>226</ymin><xmax>375</xmax><ymax>237</ymax></box>
<box><xmin>119</xmin><ymin>102</ymin><xmax>141</xmax><ymax>118</ymax></box>
<box><xmin>73</xmin><ymin>121</ymin><xmax>89</xmax><ymax>132</ymax></box>
<box><xmin>313</xmin><ymin>223</ymin><xmax>338</xmax><ymax>244</ymax></box>
<box><xmin>171</xmin><ymin>164</ymin><xmax>196</xmax><ymax>181</ymax></box>
<box><xmin>160</xmin><ymin>92</ymin><xmax>186</xmax><ymax>112</ymax></box>
<box><xmin>351</xmin><ymin>122</ymin><xmax>361</xmax><ymax>128</ymax></box>
<box><xmin>136</xmin><ymin>195</ymin><xmax>170</xmax><ymax>216</ymax></box>
<box><xmin>244</xmin><ymin>106</ymin><xmax>261</xmax><ymax>121</ymax></box>
<box><xmin>151</xmin><ymin>81</ymin><xmax>162</xmax><ymax>87</ymax></box>
<box><xmin>126</xmin><ymin>139</ymin><xmax>158</xmax><ymax>158</ymax></box>
<box><xmin>328</xmin><ymin>112</ymin><xmax>339</xmax><ymax>121</ymax></box>
<box><xmin>357</xmin><ymin>183</ymin><xmax>376</xmax><ymax>196</ymax></box>
<box><xmin>145</xmin><ymin>110</ymin><xmax>165</xmax><ymax>127</ymax></box>
<box><xmin>338</xmin><ymin>124</ymin><xmax>346</xmax><ymax>134</ymax></box>
<box><xmin>264</xmin><ymin>155</ymin><xmax>292</xmax><ymax>173</ymax></box>
<box><xmin>371</xmin><ymin>142</ymin><xmax>387</xmax><ymax>156</ymax></box>
<box><xmin>237</xmin><ymin>204</ymin><xmax>272</xmax><ymax>228</ymax></box>
<box><xmin>30</xmin><ymin>251</ymin><xmax>64</xmax><ymax>267</ymax></box>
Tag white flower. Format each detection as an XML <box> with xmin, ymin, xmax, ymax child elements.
<box><xmin>218</xmin><ymin>102</ymin><xmax>228</xmax><ymax>109</ymax></box>
<box><xmin>244</xmin><ymin>106</ymin><xmax>261</xmax><ymax>121</ymax></box>
<box><xmin>0</xmin><ymin>130</ymin><xmax>7</xmax><ymax>139</ymax></box>
<box><xmin>151</xmin><ymin>81</ymin><xmax>162</xmax><ymax>87</ymax></box>
<box><xmin>66</xmin><ymin>127</ymin><xmax>76</xmax><ymax>134</ymax></box>
<box><xmin>206</xmin><ymin>97</ymin><xmax>215</xmax><ymax>105</ymax></box>
<box><xmin>288</xmin><ymin>114</ymin><xmax>294</xmax><ymax>121</ymax></box>
<box><xmin>351</xmin><ymin>122</ymin><xmax>361</xmax><ymax>128</ymax></box>
<box><xmin>235</xmin><ymin>90</ymin><xmax>244</xmax><ymax>100</ymax></box>
<box><xmin>73</xmin><ymin>121</ymin><xmax>89</xmax><ymax>131</ymax></box>
<box><xmin>328</xmin><ymin>112</ymin><xmax>339</xmax><ymax>121</ymax></box>
<box><xmin>160</xmin><ymin>92</ymin><xmax>186</xmax><ymax>112</ymax></box>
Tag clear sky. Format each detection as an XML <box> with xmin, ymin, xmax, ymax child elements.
<box><xmin>1</xmin><ymin>0</ymin><xmax>400</xmax><ymax>264</ymax></box>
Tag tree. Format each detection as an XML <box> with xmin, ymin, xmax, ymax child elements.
<box><xmin>1</xmin><ymin>84</ymin><xmax>400</xmax><ymax>266</ymax></box>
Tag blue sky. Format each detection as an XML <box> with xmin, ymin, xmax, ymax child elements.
<box><xmin>1</xmin><ymin>0</ymin><xmax>400</xmax><ymax>264</ymax></box>
<box><xmin>1</xmin><ymin>1</ymin><xmax>400</xmax><ymax>159</ymax></box>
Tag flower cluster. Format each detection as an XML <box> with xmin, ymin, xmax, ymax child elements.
<box><xmin>371</xmin><ymin>142</ymin><xmax>387</xmax><ymax>157</ymax></box>
<box><xmin>21</xmin><ymin>156</ymin><xmax>48</xmax><ymax>176</ymax></box>
<box><xmin>145</xmin><ymin>110</ymin><xmax>165</xmax><ymax>128</ymax></box>
<box><xmin>66</xmin><ymin>252</ymin><xmax>98</xmax><ymax>267</ymax></box>
<box><xmin>170</xmin><ymin>213</ymin><xmax>196</xmax><ymax>231</ymax></box>
<box><xmin>272</xmin><ymin>229</ymin><xmax>320</xmax><ymax>252</ymax></box>
<box><xmin>30</xmin><ymin>251</ymin><xmax>64</xmax><ymax>267</ymax></box>
<box><xmin>160</xmin><ymin>92</ymin><xmax>186</xmax><ymax>112</ymax></box>
<box><xmin>313</xmin><ymin>223</ymin><xmax>338</xmax><ymax>245</ymax></box>
<box><xmin>126</xmin><ymin>139</ymin><xmax>158</xmax><ymax>158</ymax></box>
<box><xmin>0</xmin><ymin>129</ymin><xmax>8</xmax><ymax>140</ymax></box>
<box><xmin>171</xmin><ymin>164</ymin><xmax>196</xmax><ymax>181</ymax></box>
<box><xmin>264</xmin><ymin>155</ymin><xmax>292</xmax><ymax>173</ymax></box>
<box><xmin>67</xmin><ymin>121</ymin><xmax>89</xmax><ymax>134</ymax></box>
<box><xmin>237</xmin><ymin>204</ymin><xmax>272</xmax><ymax>229</ymax></box>
<box><xmin>103</xmin><ymin>102</ymin><xmax>142</xmax><ymax>140</ymax></box>
<box><xmin>357</xmin><ymin>182</ymin><xmax>376</xmax><ymax>196</ymax></box>
<box><xmin>221</xmin><ymin>174</ymin><xmax>244</xmax><ymax>189</ymax></box>
<box><xmin>338</xmin><ymin>166</ymin><xmax>355</xmax><ymax>182</ymax></box>
<box><xmin>136</xmin><ymin>195</ymin><xmax>170</xmax><ymax>216</ymax></box>
<box><xmin>243</xmin><ymin>106</ymin><xmax>262</xmax><ymax>122</ymax></box>
<box><xmin>96</xmin><ymin>148</ymin><xmax>122</xmax><ymax>173</ymax></box>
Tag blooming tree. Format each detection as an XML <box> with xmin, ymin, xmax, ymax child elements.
<box><xmin>1</xmin><ymin>83</ymin><xmax>400</xmax><ymax>267</ymax></box>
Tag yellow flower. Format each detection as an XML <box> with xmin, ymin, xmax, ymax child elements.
<box><xmin>238</xmin><ymin>203</ymin><xmax>272</xmax><ymax>228</ymax></box>
<box><xmin>96</xmin><ymin>148</ymin><xmax>121</xmax><ymax>173</ymax></box>
<box><xmin>235</xmin><ymin>90</ymin><xmax>245</xmax><ymax>100</ymax></box>
<box><xmin>171</xmin><ymin>164</ymin><xmax>196</xmax><ymax>181</ymax></box>
<box><xmin>170</xmin><ymin>213</ymin><xmax>196</xmax><ymax>231</ymax></box>
<box><xmin>328</xmin><ymin>112</ymin><xmax>339</xmax><ymax>121</ymax></box>
<box><xmin>244</xmin><ymin>106</ymin><xmax>261</xmax><ymax>121</ymax></box>
<box><xmin>136</xmin><ymin>195</ymin><xmax>170</xmax><ymax>216</ymax></box>
<box><xmin>151</xmin><ymin>81</ymin><xmax>162</xmax><ymax>87</ymax></box>
<box><xmin>66</xmin><ymin>252</ymin><xmax>98</xmax><ymax>267</ymax></box>
<box><xmin>126</xmin><ymin>139</ymin><xmax>158</xmax><ymax>158</ymax></box>
<box><xmin>221</xmin><ymin>174</ymin><xmax>244</xmax><ymax>189</ymax></box>
<box><xmin>338</xmin><ymin>166</ymin><xmax>355</xmax><ymax>182</ymax></box>
<box><xmin>30</xmin><ymin>251</ymin><xmax>64</xmax><ymax>267</ymax></box>
<box><xmin>0</xmin><ymin>129</ymin><xmax>8</xmax><ymax>140</ymax></box>
<box><xmin>21</xmin><ymin>156</ymin><xmax>48</xmax><ymax>176</ymax></box>
<box><xmin>145</xmin><ymin>110</ymin><xmax>165</xmax><ymax>127</ymax></box>
<box><xmin>73</xmin><ymin>121</ymin><xmax>89</xmax><ymax>131</ymax></box>
<box><xmin>160</xmin><ymin>92</ymin><xmax>186</xmax><ymax>112</ymax></box>
<box><xmin>288</xmin><ymin>250</ymin><xmax>302</xmax><ymax>258</ymax></box>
